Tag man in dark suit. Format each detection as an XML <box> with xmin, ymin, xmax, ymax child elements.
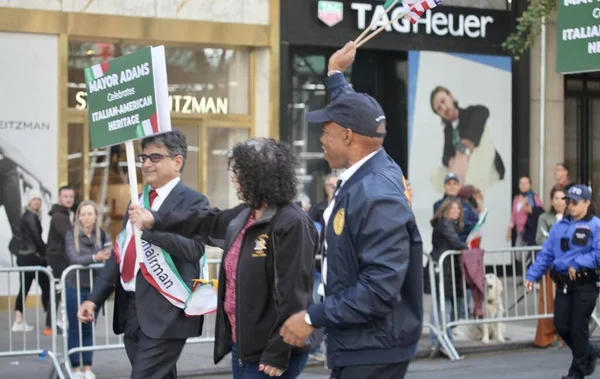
<box><xmin>280</xmin><ymin>42</ymin><xmax>423</xmax><ymax>379</ymax></box>
<box><xmin>77</xmin><ymin>129</ymin><xmax>209</xmax><ymax>379</ymax></box>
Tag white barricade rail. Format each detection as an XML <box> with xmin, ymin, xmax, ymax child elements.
<box><xmin>0</xmin><ymin>266</ymin><xmax>65</xmax><ymax>379</ymax></box>
<box><xmin>423</xmin><ymin>252</ymin><xmax>460</xmax><ymax>360</ymax></box>
<box><xmin>435</xmin><ymin>247</ymin><xmax>600</xmax><ymax>361</ymax></box>
<box><xmin>60</xmin><ymin>259</ymin><xmax>222</xmax><ymax>379</ymax></box>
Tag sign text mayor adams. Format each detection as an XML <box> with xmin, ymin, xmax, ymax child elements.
<box><xmin>557</xmin><ymin>0</ymin><xmax>600</xmax><ymax>74</ymax></box>
<box><xmin>84</xmin><ymin>46</ymin><xmax>169</xmax><ymax>149</ymax></box>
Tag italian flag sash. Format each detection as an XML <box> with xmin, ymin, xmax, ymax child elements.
<box><xmin>114</xmin><ymin>184</ymin><xmax>217</xmax><ymax>316</ymax></box>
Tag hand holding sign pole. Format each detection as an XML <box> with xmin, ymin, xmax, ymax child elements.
<box><xmin>84</xmin><ymin>46</ymin><xmax>171</xmax><ymax>265</ymax></box>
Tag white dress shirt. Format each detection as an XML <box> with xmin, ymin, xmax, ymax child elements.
<box><xmin>122</xmin><ymin>176</ymin><xmax>181</xmax><ymax>292</ymax></box>
<box><xmin>321</xmin><ymin>148</ymin><xmax>381</xmax><ymax>287</ymax></box>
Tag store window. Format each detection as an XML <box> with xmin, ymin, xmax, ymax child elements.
<box><xmin>67</xmin><ymin>122</ymin><xmax>85</xmax><ymax>202</ymax></box>
<box><xmin>68</xmin><ymin>41</ymin><xmax>249</xmax><ymax>114</ymax></box>
<box><xmin>205</xmin><ymin>127</ymin><xmax>249</xmax><ymax>209</ymax></box>
<box><xmin>65</xmin><ymin>40</ymin><xmax>252</xmax><ymax>227</ymax></box>
<box><xmin>564</xmin><ymin>73</ymin><xmax>600</xmax><ymax>206</ymax></box>
<box><xmin>282</xmin><ymin>47</ymin><xmax>407</xmax><ymax>209</ymax></box>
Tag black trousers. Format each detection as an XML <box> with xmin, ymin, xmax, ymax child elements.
<box><xmin>330</xmin><ymin>361</ymin><xmax>409</xmax><ymax>379</ymax></box>
<box><xmin>554</xmin><ymin>281</ymin><xmax>599</xmax><ymax>378</ymax></box>
<box><xmin>0</xmin><ymin>158</ymin><xmax>22</xmax><ymax>256</ymax></box>
<box><xmin>15</xmin><ymin>254</ymin><xmax>51</xmax><ymax>327</ymax></box>
<box><xmin>123</xmin><ymin>293</ymin><xmax>187</xmax><ymax>379</ymax></box>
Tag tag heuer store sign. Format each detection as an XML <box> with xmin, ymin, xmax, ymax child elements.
<box><xmin>318</xmin><ymin>1</ymin><xmax>344</xmax><ymax>27</ymax></box>
<box><xmin>556</xmin><ymin>1</ymin><xmax>600</xmax><ymax>74</ymax></box>
<box><xmin>84</xmin><ymin>46</ymin><xmax>171</xmax><ymax>149</ymax></box>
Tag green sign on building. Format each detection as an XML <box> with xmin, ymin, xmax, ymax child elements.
<box><xmin>85</xmin><ymin>46</ymin><xmax>171</xmax><ymax>149</ymax></box>
<box><xmin>556</xmin><ymin>1</ymin><xmax>600</xmax><ymax>74</ymax></box>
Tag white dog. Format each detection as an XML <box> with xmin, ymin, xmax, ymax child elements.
<box><xmin>468</xmin><ymin>273</ymin><xmax>506</xmax><ymax>344</ymax></box>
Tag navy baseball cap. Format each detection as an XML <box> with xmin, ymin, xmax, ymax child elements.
<box><xmin>305</xmin><ymin>92</ymin><xmax>387</xmax><ymax>138</ymax></box>
<box><xmin>444</xmin><ymin>172</ymin><xmax>460</xmax><ymax>184</ymax></box>
<box><xmin>565</xmin><ymin>184</ymin><xmax>592</xmax><ymax>202</ymax></box>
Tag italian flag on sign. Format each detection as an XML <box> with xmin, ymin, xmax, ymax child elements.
<box><xmin>135</xmin><ymin>113</ymin><xmax>160</xmax><ymax>138</ymax></box>
<box><xmin>84</xmin><ymin>61</ymin><xmax>110</xmax><ymax>82</ymax></box>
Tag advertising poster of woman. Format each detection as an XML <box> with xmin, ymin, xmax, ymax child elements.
<box><xmin>408</xmin><ymin>51</ymin><xmax>512</xmax><ymax>262</ymax></box>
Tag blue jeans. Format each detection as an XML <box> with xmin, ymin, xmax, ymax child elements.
<box><xmin>430</xmin><ymin>296</ymin><xmax>454</xmax><ymax>347</ymax></box>
<box><xmin>429</xmin><ymin>294</ymin><xmax>471</xmax><ymax>347</ymax></box>
<box><xmin>230</xmin><ymin>344</ymin><xmax>308</xmax><ymax>379</ymax></box>
<box><xmin>66</xmin><ymin>285</ymin><xmax>94</xmax><ymax>367</ymax></box>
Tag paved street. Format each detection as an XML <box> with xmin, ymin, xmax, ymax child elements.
<box><xmin>1</xmin><ymin>275</ymin><xmax>599</xmax><ymax>378</ymax></box>
<box><xmin>196</xmin><ymin>348</ymin><xmax>600</xmax><ymax>379</ymax></box>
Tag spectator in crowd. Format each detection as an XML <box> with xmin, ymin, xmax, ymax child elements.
<box><xmin>429</xmin><ymin>199</ymin><xmax>468</xmax><ymax>354</ymax></box>
<box><xmin>553</xmin><ymin>163</ymin><xmax>574</xmax><ymax>192</ymax></box>
<box><xmin>308</xmin><ymin>173</ymin><xmax>338</xmax><ymax>297</ymax></box>
<box><xmin>507</xmin><ymin>176</ymin><xmax>543</xmax><ymax>248</ymax></box>
<box><xmin>533</xmin><ymin>187</ymin><xmax>567</xmax><ymax>349</ymax></box>
<box><xmin>458</xmin><ymin>185</ymin><xmax>484</xmax><ymax>215</ymax></box>
<box><xmin>46</xmin><ymin>185</ymin><xmax>75</xmax><ymax>330</ymax></box>
<box><xmin>64</xmin><ymin>200</ymin><xmax>111</xmax><ymax>379</ymax></box>
<box><xmin>308</xmin><ymin>173</ymin><xmax>338</xmax><ymax>230</ymax></box>
<box><xmin>434</xmin><ymin>173</ymin><xmax>479</xmax><ymax>242</ymax></box>
<box><xmin>129</xmin><ymin>138</ymin><xmax>317</xmax><ymax>379</ymax></box>
<box><xmin>12</xmin><ymin>189</ymin><xmax>51</xmax><ymax>334</ymax></box>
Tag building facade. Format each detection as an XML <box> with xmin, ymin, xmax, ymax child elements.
<box><xmin>525</xmin><ymin>3</ymin><xmax>600</xmax><ymax>207</ymax></box>
<box><xmin>279</xmin><ymin>0</ymin><xmax>528</xmax><ymax>256</ymax></box>
<box><xmin>0</xmin><ymin>0</ymin><xmax>280</xmax><ymax>270</ymax></box>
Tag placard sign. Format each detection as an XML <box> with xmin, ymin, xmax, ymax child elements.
<box><xmin>84</xmin><ymin>46</ymin><xmax>171</xmax><ymax>149</ymax></box>
<box><xmin>556</xmin><ymin>0</ymin><xmax>600</xmax><ymax>74</ymax></box>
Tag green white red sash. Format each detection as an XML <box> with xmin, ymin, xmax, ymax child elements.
<box><xmin>114</xmin><ymin>184</ymin><xmax>217</xmax><ymax>316</ymax></box>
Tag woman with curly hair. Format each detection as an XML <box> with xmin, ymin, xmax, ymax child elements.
<box><xmin>129</xmin><ymin>138</ymin><xmax>318</xmax><ymax>378</ymax></box>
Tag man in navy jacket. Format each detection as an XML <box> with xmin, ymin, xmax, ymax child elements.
<box><xmin>281</xmin><ymin>42</ymin><xmax>423</xmax><ymax>379</ymax></box>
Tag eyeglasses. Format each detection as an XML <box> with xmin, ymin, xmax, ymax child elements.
<box><xmin>564</xmin><ymin>198</ymin><xmax>581</xmax><ymax>206</ymax></box>
<box><xmin>137</xmin><ymin>153</ymin><xmax>174</xmax><ymax>163</ymax></box>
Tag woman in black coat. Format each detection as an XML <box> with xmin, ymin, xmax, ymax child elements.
<box><xmin>12</xmin><ymin>189</ymin><xmax>51</xmax><ymax>334</ymax></box>
<box><xmin>429</xmin><ymin>199</ymin><xmax>468</xmax><ymax>349</ymax></box>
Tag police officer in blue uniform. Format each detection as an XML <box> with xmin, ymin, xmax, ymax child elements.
<box><xmin>525</xmin><ymin>184</ymin><xmax>600</xmax><ymax>379</ymax></box>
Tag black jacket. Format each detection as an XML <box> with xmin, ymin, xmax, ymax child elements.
<box><xmin>442</xmin><ymin>105</ymin><xmax>505</xmax><ymax>180</ymax></box>
<box><xmin>524</xmin><ymin>206</ymin><xmax>545</xmax><ymax>246</ymax></box>
<box><xmin>431</xmin><ymin>219</ymin><xmax>468</xmax><ymax>298</ymax></box>
<box><xmin>87</xmin><ymin>181</ymin><xmax>210</xmax><ymax>340</ymax></box>
<box><xmin>46</xmin><ymin>204</ymin><xmax>72</xmax><ymax>257</ymax></box>
<box><xmin>151</xmin><ymin>202</ymin><xmax>317</xmax><ymax>370</ymax></box>
<box><xmin>20</xmin><ymin>210</ymin><xmax>46</xmax><ymax>255</ymax></box>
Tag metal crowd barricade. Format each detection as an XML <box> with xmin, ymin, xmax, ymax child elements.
<box><xmin>0</xmin><ymin>266</ymin><xmax>65</xmax><ymax>379</ymax></box>
<box><xmin>423</xmin><ymin>252</ymin><xmax>460</xmax><ymax>361</ymax></box>
<box><xmin>434</xmin><ymin>246</ymin><xmax>593</xmax><ymax>361</ymax></box>
<box><xmin>60</xmin><ymin>259</ymin><xmax>223</xmax><ymax>379</ymax></box>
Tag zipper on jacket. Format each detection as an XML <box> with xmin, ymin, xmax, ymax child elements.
<box><xmin>235</xmin><ymin>229</ymin><xmax>246</xmax><ymax>362</ymax></box>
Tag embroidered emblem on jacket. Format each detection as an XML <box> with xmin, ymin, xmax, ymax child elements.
<box><xmin>253</xmin><ymin>234</ymin><xmax>268</xmax><ymax>257</ymax></box>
